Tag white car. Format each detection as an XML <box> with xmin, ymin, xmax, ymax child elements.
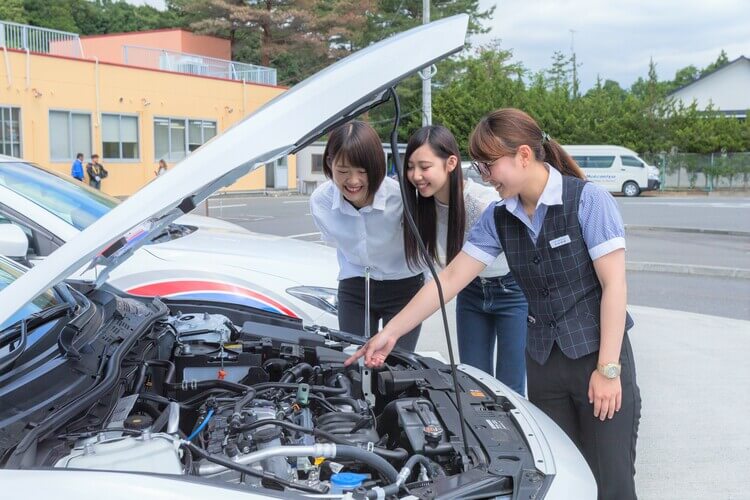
<box><xmin>0</xmin><ymin>15</ymin><xmax>595</xmax><ymax>499</ymax></box>
<box><xmin>0</xmin><ymin>157</ymin><xmax>340</xmax><ymax>327</ymax></box>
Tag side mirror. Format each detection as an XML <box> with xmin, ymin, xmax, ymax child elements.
<box><xmin>0</xmin><ymin>224</ymin><xmax>29</xmax><ymax>258</ymax></box>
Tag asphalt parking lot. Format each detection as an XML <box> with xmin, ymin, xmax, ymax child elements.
<box><xmin>204</xmin><ymin>194</ymin><xmax>750</xmax><ymax>320</ymax></box>
<box><xmin>200</xmin><ymin>192</ymin><xmax>750</xmax><ymax>499</ymax></box>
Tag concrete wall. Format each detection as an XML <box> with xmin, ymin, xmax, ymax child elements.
<box><xmin>0</xmin><ymin>48</ymin><xmax>293</xmax><ymax>196</ymax></box>
<box><xmin>79</xmin><ymin>29</ymin><xmax>231</xmax><ymax>64</ymax></box>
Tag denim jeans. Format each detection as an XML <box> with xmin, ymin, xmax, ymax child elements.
<box><xmin>456</xmin><ymin>272</ymin><xmax>529</xmax><ymax>395</ymax></box>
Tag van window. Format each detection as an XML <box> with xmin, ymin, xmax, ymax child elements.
<box><xmin>621</xmin><ymin>156</ymin><xmax>644</xmax><ymax>168</ymax></box>
<box><xmin>572</xmin><ymin>156</ymin><xmax>615</xmax><ymax>169</ymax></box>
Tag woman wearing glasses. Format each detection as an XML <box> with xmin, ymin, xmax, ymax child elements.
<box><xmin>347</xmin><ymin>109</ymin><xmax>641</xmax><ymax>500</ymax></box>
<box><xmin>402</xmin><ymin>125</ymin><xmax>528</xmax><ymax>395</ymax></box>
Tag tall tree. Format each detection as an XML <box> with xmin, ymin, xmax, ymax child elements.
<box><xmin>700</xmin><ymin>49</ymin><xmax>729</xmax><ymax>76</ymax></box>
<box><xmin>171</xmin><ymin>0</ymin><xmax>372</xmax><ymax>85</ymax></box>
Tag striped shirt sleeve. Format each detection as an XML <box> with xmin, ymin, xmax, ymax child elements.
<box><xmin>578</xmin><ymin>183</ymin><xmax>626</xmax><ymax>260</ymax></box>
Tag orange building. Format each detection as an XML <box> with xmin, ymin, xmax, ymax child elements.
<box><xmin>0</xmin><ymin>21</ymin><xmax>292</xmax><ymax>197</ymax></box>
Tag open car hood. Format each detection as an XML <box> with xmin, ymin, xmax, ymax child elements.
<box><xmin>0</xmin><ymin>15</ymin><xmax>468</xmax><ymax>327</ymax></box>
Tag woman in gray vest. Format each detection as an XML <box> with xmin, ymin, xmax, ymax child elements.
<box><xmin>346</xmin><ymin>108</ymin><xmax>641</xmax><ymax>500</ymax></box>
<box><xmin>402</xmin><ymin>125</ymin><xmax>528</xmax><ymax>395</ymax></box>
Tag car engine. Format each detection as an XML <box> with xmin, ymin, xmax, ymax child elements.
<box><xmin>1</xmin><ymin>295</ymin><xmax>538</xmax><ymax>498</ymax></box>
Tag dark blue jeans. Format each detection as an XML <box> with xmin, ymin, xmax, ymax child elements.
<box><xmin>456</xmin><ymin>273</ymin><xmax>528</xmax><ymax>395</ymax></box>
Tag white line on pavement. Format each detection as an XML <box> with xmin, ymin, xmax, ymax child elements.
<box><xmin>283</xmin><ymin>200</ymin><xmax>310</xmax><ymax>204</ymax></box>
<box><xmin>209</xmin><ymin>203</ymin><xmax>247</xmax><ymax>209</ymax></box>
<box><xmin>286</xmin><ymin>232</ymin><xmax>321</xmax><ymax>239</ymax></box>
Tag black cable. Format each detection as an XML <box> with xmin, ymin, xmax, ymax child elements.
<box><xmin>387</xmin><ymin>86</ymin><xmax>472</xmax><ymax>461</ymax></box>
<box><xmin>181</xmin><ymin>440</ymin><xmax>321</xmax><ymax>493</ymax></box>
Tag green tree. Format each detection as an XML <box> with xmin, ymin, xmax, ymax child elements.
<box><xmin>0</xmin><ymin>0</ymin><xmax>27</xmax><ymax>24</ymax></box>
<box><xmin>700</xmin><ymin>49</ymin><xmax>729</xmax><ymax>76</ymax></box>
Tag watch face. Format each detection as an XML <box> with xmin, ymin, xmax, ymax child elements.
<box><xmin>605</xmin><ymin>366</ymin><xmax>618</xmax><ymax>378</ymax></box>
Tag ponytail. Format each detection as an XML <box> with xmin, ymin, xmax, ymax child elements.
<box><xmin>469</xmin><ymin>108</ymin><xmax>585</xmax><ymax>180</ymax></box>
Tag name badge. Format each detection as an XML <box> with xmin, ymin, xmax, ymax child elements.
<box><xmin>549</xmin><ymin>235</ymin><xmax>571</xmax><ymax>249</ymax></box>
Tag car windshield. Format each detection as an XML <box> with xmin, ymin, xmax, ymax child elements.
<box><xmin>0</xmin><ymin>161</ymin><xmax>120</xmax><ymax>230</ymax></box>
<box><xmin>0</xmin><ymin>258</ymin><xmax>61</xmax><ymax>331</ymax></box>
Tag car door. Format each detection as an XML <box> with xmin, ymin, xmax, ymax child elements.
<box><xmin>620</xmin><ymin>155</ymin><xmax>648</xmax><ymax>189</ymax></box>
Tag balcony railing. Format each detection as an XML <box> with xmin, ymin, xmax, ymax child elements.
<box><xmin>0</xmin><ymin>20</ymin><xmax>83</xmax><ymax>58</ymax></box>
<box><xmin>123</xmin><ymin>45</ymin><xmax>277</xmax><ymax>85</ymax></box>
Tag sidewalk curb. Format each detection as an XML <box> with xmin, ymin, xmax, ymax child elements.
<box><xmin>625</xmin><ymin>225</ymin><xmax>750</xmax><ymax>238</ymax></box>
<box><xmin>627</xmin><ymin>261</ymin><xmax>750</xmax><ymax>279</ymax></box>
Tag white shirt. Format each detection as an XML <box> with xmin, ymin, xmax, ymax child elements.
<box><xmin>310</xmin><ymin>177</ymin><xmax>420</xmax><ymax>281</ymax></box>
<box><xmin>435</xmin><ymin>179</ymin><xmax>510</xmax><ymax>278</ymax></box>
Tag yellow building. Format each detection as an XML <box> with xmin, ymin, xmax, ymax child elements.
<box><xmin>0</xmin><ymin>22</ymin><xmax>294</xmax><ymax>197</ymax></box>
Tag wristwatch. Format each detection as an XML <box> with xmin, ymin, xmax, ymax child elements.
<box><xmin>597</xmin><ymin>362</ymin><xmax>621</xmax><ymax>379</ymax></box>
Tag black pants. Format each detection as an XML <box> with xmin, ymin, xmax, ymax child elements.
<box><xmin>337</xmin><ymin>274</ymin><xmax>424</xmax><ymax>351</ymax></box>
<box><xmin>527</xmin><ymin>333</ymin><xmax>641</xmax><ymax>500</ymax></box>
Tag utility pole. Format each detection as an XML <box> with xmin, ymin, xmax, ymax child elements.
<box><xmin>570</xmin><ymin>29</ymin><xmax>578</xmax><ymax>98</ymax></box>
<box><xmin>422</xmin><ymin>0</ymin><xmax>432</xmax><ymax>125</ymax></box>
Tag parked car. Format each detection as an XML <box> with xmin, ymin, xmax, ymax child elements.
<box><xmin>0</xmin><ymin>156</ymin><xmax>339</xmax><ymax>327</ymax></box>
<box><xmin>562</xmin><ymin>145</ymin><xmax>658</xmax><ymax>197</ymax></box>
<box><xmin>0</xmin><ymin>15</ymin><xmax>595</xmax><ymax>499</ymax></box>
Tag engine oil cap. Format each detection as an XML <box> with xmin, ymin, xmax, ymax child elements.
<box><xmin>330</xmin><ymin>472</ymin><xmax>369</xmax><ymax>492</ymax></box>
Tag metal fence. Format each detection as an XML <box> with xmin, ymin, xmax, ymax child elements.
<box><xmin>0</xmin><ymin>20</ymin><xmax>83</xmax><ymax>58</ymax></box>
<box><xmin>642</xmin><ymin>152</ymin><xmax>750</xmax><ymax>191</ymax></box>
<box><xmin>122</xmin><ymin>45</ymin><xmax>277</xmax><ymax>85</ymax></box>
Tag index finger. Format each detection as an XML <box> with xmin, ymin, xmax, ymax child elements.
<box><xmin>344</xmin><ymin>345</ymin><xmax>367</xmax><ymax>367</ymax></box>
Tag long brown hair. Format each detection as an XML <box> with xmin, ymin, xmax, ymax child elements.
<box><xmin>469</xmin><ymin>108</ymin><xmax>585</xmax><ymax>179</ymax></box>
<box><xmin>403</xmin><ymin>126</ymin><xmax>465</xmax><ymax>270</ymax></box>
<box><xmin>323</xmin><ymin>120</ymin><xmax>386</xmax><ymax>199</ymax></box>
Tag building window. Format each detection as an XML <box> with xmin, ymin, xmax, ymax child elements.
<box><xmin>311</xmin><ymin>153</ymin><xmax>324</xmax><ymax>173</ymax></box>
<box><xmin>572</xmin><ymin>156</ymin><xmax>615</xmax><ymax>169</ymax></box>
<box><xmin>188</xmin><ymin>120</ymin><xmax>217</xmax><ymax>152</ymax></box>
<box><xmin>49</xmin><ymin>110</ymin><xmax>91</xmax><ymax>161</ymax></box>
<box><xmin>154</xmin><ymin>117</ymin><xmax>217</xmax><ymax>161</ymax></box>
<box><xmin>102</xmin><ymin>114</ymin><xmax>139</xmax><ymax>160</ymax></box>
<box><xmin>0</xmin><ymin>107</ymin><xmax>22</xmax><ymax>158</ymax></box>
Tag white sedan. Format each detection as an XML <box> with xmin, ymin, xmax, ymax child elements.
<box><xmin>0</xmin><ymin>156</ymin><xmax>339</xmax><ymax>327</ymax></box>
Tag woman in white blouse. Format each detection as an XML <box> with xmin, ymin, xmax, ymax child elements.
<box><xmin>402</xmin><ymin>125</ymin><xmax>528</xmax><ymax>394</ymax></box>
<box><xmin>309</xmin><ymin>121</ymin><xmax>424</xmax><ymax>350</ymax></box>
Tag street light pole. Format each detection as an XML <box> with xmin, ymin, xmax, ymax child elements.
<box><xmin>422</xmin><ymin>0</ymin><xmax>432</xmax><ymax>126</ymax></box>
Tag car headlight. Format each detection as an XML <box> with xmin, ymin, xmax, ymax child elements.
<box><xmin>286</xmin><ymin>286</ymin><xmax>338</xmax><ymax>314</ymax></box>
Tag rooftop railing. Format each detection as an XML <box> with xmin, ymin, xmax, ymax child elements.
<box><xmin>0</xmin><ymin>20</ymin><xmax>83</xmax><ymax>58</ymax></box>
<box><xmin>123</xmin><ymin>45</ymin><xmax>277</xmax><ymax>85</ymax></box>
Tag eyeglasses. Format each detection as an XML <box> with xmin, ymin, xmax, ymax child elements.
<box><xmin>470</xmin><ymin>160</ymin><xmax>493</xmax><ymax>177</ymax></box>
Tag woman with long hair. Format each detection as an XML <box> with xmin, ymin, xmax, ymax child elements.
<box><xmin>402</xmin><ymin>125</ymin><xmax>528</xmax><ymax>394</ymax></box>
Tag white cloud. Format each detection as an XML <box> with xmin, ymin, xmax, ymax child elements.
<box><xmin>474</xmin><ymin>0</ymin><xmax>750</xmax><ymax>90</ymax></box>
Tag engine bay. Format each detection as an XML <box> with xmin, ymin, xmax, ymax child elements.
<box><xmin>0</xmin><ymin>292</ymin><xmax>546</xmax><ymax>498</ymax></box>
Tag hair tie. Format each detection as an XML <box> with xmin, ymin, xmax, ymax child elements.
<box><xmin>541</xmin><ymin>131</ymin><xmax>551</xmax><ymax>145</ymax></box>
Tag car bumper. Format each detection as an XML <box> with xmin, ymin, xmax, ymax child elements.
<box><xmin>457</xmin><ymin>364</ymin><xmax>597</xmax><ymax>500</ymax></box>
<box><xmin>647</xmin><ymin>179</ymin><xmax>660</xmax><ymax>191</ymax></box>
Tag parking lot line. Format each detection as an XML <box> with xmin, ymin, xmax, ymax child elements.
<box><xmin>286</xmin><ymin>232</ymin><xmax>321</xmax><ymax>239</ymax></box>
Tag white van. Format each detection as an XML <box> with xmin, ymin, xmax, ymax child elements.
<box><xmin>562</xmin><ymin>145</ymin><xmax>659</xmax><ymax>197</ymax></box>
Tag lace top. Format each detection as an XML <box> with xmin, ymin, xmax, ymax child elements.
<box><xmin>435</xmin><ymin>179</ymin><xmax>509</xmax><ymax>277</ymax></box>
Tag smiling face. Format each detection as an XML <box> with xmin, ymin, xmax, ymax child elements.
<box><xmin>331</xmin><ymin>158</ymin><xmax>372</xmax><ymax>208</ymax></box>
<box><xmin>406</xmin><ymin>144</ymin><xmax>457</xmax><ymax>203</ymax></box>
<box><xmin>481</xmin><ymin>153</ymin><xmax>527</xmax><ymax>199</ymax></box>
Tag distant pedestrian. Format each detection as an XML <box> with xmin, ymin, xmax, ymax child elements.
<box><xmin>71</xmin><ymin>153</ymin><xmax>84</xmax><ymax>182</ymax></box>
<box><xmin>155</xmin><ymin>159</ymin><xmax>168</xmax><ymax>177</ymax></box>
<box><xmin>86</xmin><ymin>153</ymin><xmax>108</xmax><ymax>190</ymax></box>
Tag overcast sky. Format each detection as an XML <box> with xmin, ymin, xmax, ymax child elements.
<box><xmin>474</xmin><ymin>0</ymin><xmax>750</xmax><ymax>91</ymax></box>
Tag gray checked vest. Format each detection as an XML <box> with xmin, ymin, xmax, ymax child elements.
<box><xmin>494</xmin><ymin>174</ymin><xmax>634</xmax><ymax>365</ymax></box>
